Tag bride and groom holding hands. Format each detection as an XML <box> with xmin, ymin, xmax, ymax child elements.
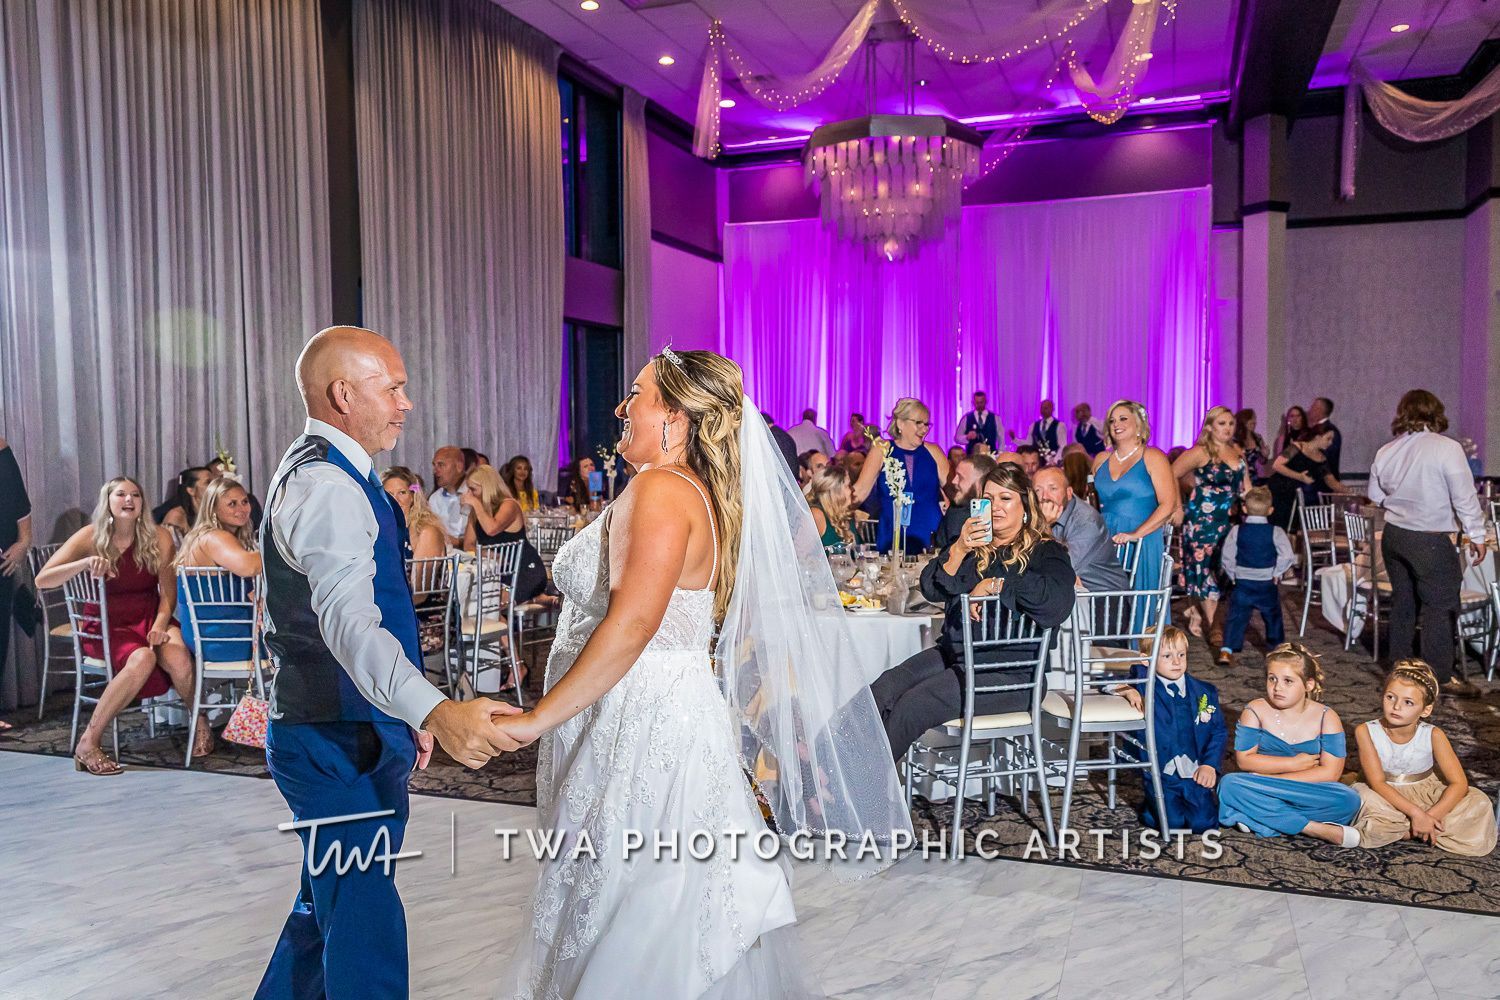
<box><xmin>252</xmin><ymin>326</ymin><xmax>909</xmax><ymax>999</ymax></box>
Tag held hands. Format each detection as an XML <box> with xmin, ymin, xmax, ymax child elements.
<box><xmin>422</xmin><ymin>697</ymin><xmax>535</xmax><ymax>770</ymax></box>
<box><xmin>1409</xmin><ymin>810</ymin><xmax>1445</xmax><ymax>843</ymax></box>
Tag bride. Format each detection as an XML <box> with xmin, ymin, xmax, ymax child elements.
<box><xmin>494</xmin><ymin>348</ymin><xmax>910</xmax><ymax>998</ymax></box>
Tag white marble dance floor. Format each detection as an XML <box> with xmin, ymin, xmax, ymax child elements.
<box><xmin>4</xmin><ymin>751</ymin><xmax>1496</xmax><ymax>1000</ymax></box>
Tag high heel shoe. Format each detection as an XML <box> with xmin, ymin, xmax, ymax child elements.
<box><xmin>74</xmin><ymin>747</ymin><xmax>124</xmax><ymax>776</ymax></box>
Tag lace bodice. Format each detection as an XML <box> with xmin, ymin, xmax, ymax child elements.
<box><xmin>1365</xmin><ymin>720</ymin><xmax>1434</xmax><ymax>775</ymax></box>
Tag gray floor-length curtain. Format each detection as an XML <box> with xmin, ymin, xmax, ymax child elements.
<box><xmin>353</xmin><ymin>0</ymin><xmax>565</xmax><ymax>488</ymax></box>
<box><xmin>0</xmin><ymin>0</ymin><xmax>330</xmax><ymax>709</ymax></box>
<box><xmin>622</xmin><ymin>88</ymin><xmax>653</xmax><ymax>377</ymax></box>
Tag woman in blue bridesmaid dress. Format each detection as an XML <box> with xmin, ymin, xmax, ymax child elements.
<box><xmin>1218</xmin><ymin>643</ymin><xmax>1362</xmax><ymax>847</ymax></box>
<box><xmin>1091</xmin><ymin>401</ymin><xmax>1179</xmax><ymax>607</ymax></box>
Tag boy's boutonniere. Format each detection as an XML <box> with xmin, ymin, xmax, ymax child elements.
<box><xmin>1196</xmin><ymin>694</ymin><xmax>1216</xmax><ymax>725</ymax></box>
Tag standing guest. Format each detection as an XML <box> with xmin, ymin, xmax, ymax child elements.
<box><xmin>872</xmin><ymin>464</ymin><xmax>1075</xmax><ymax>761</ymax></box>
<box><xmin>175</xmin><ymin>477</ymin><xmax>264</xmax><ymax>731</ymax></box>
<box><xmin>797</xmin><ymin>450</ymin><xmax>829</xmax><ymax>487</ymax></box>
<box><xmin>1216</xmin><ymin>487</ymin><xmax>1296</xmax><ymax>666</ymax></box>
<box><xmin>955</xmin><ymin>390</ymin><xmax>1002</xmax><ymax>455</ymax></box>
<box><xmin>933</xmin><ymin>454</ymin><xmax>999</xmax><ymax>551</ymax></box>
<box><xmin>1267</xmin><ymin>427</ymin><xmax>1345</xmax><ymax>529</ymax></box>
<box><xmin>1038</xmin><ymin>470</ymin><xmax>1128</xmax><ymax>593</ymax></box>
<box><xmin>501</xmin><ymin>455</ymin><xmax>541</xmax><ymax>513</ymax></box>
<box><xmin>253</xmin><ymin>327</ymin><xmax>521</xmax><ymax>999</ymax></box>
<box><xmin>1235</xmin><ymin>409</ymin><xmax>1269</xmax><ymax>482</ymax></box>
<box><xmin>0</xmin><ymin>435</ymin><xmax>32</xmax><ymax>730</ymax></box>
<box><xmin>806</xmin><ymin>466</ymin><xmax>857</xmax><ymax>553</ymax></box>
<box><xmin>946</xmin><ymin>446</ymin><xmax>966</xmax><ymax>471</ymax></box>
<box><xmin>1109</xmin><ymin>626</ymin><xmax>1226</xmax><ymax>833</ymax></box>
<box><xmin>1034</xmin><ymin>467</ymin><xmax>1129</xmax><ymax>593</ymax></box>
<box><xmin>563</xmin><ymin>455</ymin><xmax>598</xmax><ymax>511</ymax></box>
<box><xmin>1172</xmin><ymin>406</ymin><xmax>1252</xmax><ymax>640</ymax></box>
<box><xmin>1308</xmin><ymin>397</ymin><xmax>1342</xmax><ymax>478</ymax></box>
<box><xmin>462</xmin><ymin>464</ymin><xmax>547</xmax><ymax>606</ymax></box>
<box><xmin>1072</xmin><ymin>403</ymin><xmax>1107</xmax><ymax>459</ymax></box>
<box><xmin>1061</xmin><ymin>449</ymin><xmax>1093</xmax><ymax>504</ymax></box>
<box><xmin>35</xmin><ymin>477</ymin><xmax>206</xmax><ymax>773</ymax></box>
<box><xmin>1020</xmin><ymin>400</ymin><xmax>1068</xmax><ymax>464</ymax></box>
<box><xmin>1351</xmin><ymin>660</ymin><xmax>1496</xmax><ymax>855</ymax></box>
<box><xmin>852</xmin><ymin>397</ymin><xmax>949</xmax><ymax>554</ymax></box>
<box><xmin>841</xmin><ymin>449</ymin><xmax>867</xmax><ymax>480</ymax></box>
<box><xmin>153</xmin><ymin>466</ymin><xmax>213</xmax><ymax>535</ymax></box>
<box><xmin>1015</xmin><ymin>445</ymin><xmax>1042</xmax><ymax>479</ymax></box>
<box><xmin>429</xmin><ymin>445</ymin><xmax>469</xmax><ymax>544</ymax></box>
<box><xmin>381</xmin><ymin>468</ymin><xmax>447</xmax><ymax>560</ymax></box>
<box><xmin>1272</xmin><ymin>405</ymin><xmax>1308</xmax><ymax>459</ymax></box>
<box><xmin>1367</xmin><ymin>390</ymin><xmax>1487</xmax><ymax>696</ymax></box>
<box><xmin>1092</xmin><ymin>401</ymin><xmax>1178</xmax><ymax>611</ymax></box>
<box><xmin>762</xmin><ymin>412</ymin><xmax>801</xmax><ymax>480</ymax></box>
<box><xmin>1218</xmin><ymin>644</ymin><xmax>1361</xmax><ymax>847</ymax></box>
<box><xmin>839</xmin><ymin>413</ymin><xmax>871</xmax><ymax>455</ymax></box>
<box><xmin>788</xmin><ymin>408</ymin><xmax>836</xmax><ymax>458</ymax></box>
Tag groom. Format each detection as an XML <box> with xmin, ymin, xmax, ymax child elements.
<box><xmin>255</xmin><ymin>326</ymin><xmax>525</xmax><ymax>999</ymax></box>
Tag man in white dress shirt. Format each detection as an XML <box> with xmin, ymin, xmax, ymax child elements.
<box><xmin>255</xmin><ymin>327</ymin><xmax>524</xmax><ymax>999</ymax></box>
<box><xmin>428</xmin><ymin>444</ymin><xmax>468</xmax><ymax>545</ymax></box>
<box><xmin>787</xmin><ymin>408</ymin><xmax>836</xmax><ymax>458</ymax></box>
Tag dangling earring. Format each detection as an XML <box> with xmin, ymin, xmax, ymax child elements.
<box><xmin>661</xmin><ymin>419</ymin><xmax>670</xmax><ymax>453</ymax></box>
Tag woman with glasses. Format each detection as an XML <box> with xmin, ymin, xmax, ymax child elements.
<box><xmin>852</xmin><ymin>397</ymin><xmax>949</xmax><ymax>553</ymax></box>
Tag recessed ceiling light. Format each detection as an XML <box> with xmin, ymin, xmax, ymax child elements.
<box><xmin>1390</xmin><ymin>22</ymin><xmax>1410</xmax><ymax>33</ymax></box>
<box><xmin>579</xmin><ymin>0</ymin><xmax>598</xmax><ymax>9</ymax></box>
<box><xmin>918</xmin><ymin>79</ymin><xmax>927</xmax><ymax>86</ymax></box>
<box><xmin>1134</xmin><ymin>52</ymin><xmax>1153</xmax><ymax>62</ymax></box>
<box><xmin>719</xmin><ymin>98</ymin><xmax>736</xmax><ymax>108</ymax></box>
<box><xmin>658</xmin><ymin>54</ymin><xmax>675</xmax><ymax>66</ymax></box>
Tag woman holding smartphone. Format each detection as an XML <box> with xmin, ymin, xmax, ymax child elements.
<box><xmin>870</xmin><ymin>463</ymin><xmax>1077</xmax><ymax>763</ymax></box>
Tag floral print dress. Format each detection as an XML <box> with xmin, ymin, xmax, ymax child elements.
<box><xmin>1180</xmin><ymin>458</ymin><xmax>1246</xmax><ymax>600</ymax></box>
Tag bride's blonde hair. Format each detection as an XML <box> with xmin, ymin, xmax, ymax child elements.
<box><xmin>652</xmin><ymin>349</ymin><xmax>744</xmax><ymax>625</ymax></box>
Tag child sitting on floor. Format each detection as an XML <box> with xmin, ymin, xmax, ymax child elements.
<box><xmin>1218</xmin><ymin>643</ymin><xmax>1362</xmax><ymax>846</ymax></box>
<box><xmin>1217</xmin><ymin>486</ymin><xmax>1295</xmax><ymax>666</ymax></box>
<box><xmin>1111</xmin><ymin>625</ymin><xmax>1227</xmax><ymax>832</ymax></box>
<box><xmin>1352</xmin><ymin>659</ymin><xmax>1497</xmax><ymax>856</ymax></box>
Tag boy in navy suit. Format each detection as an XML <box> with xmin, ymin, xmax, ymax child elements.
<box><xmin>1217</xmin><ymin>486</ymin><xmax>1296</xmax><ymax>666</ymax></box>
<box><xmin>1112</xmin><ymin>625</ymin><xmax>1227</xmax><ymax>832</ymax></box>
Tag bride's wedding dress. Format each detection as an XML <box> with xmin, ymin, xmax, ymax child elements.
<box><xmin>509</xmin><ymin>469</ymin><xmax>819</xmax><ymax>1000</ymax></box>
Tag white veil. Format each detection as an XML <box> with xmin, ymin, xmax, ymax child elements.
<box><xmin>715</xmin><ymin>397</ymin><xmax>913</xmax><ymax>869</ymax></box>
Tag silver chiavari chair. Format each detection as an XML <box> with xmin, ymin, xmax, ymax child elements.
<box><xmin>1043</xmin><ymin>583</ymin><xmax>1172</xmax><ymax>838</ymax></box>
<box><xmin>61</xmin><ymin>570</ymin><xmax>126</xmax><ymax>756</ymax></box>
<box><xmin>1114</xmin><ymin>539</ymin><xmax>1143</xmax><ymax>588</ymax></box>
<box><xmin>1342</xmin><ymin>510</ymin><xmax>1386</xmax><ymax>660</ymax></box>
<box><xmin>530</xmin><ymin>522</ymin><xmax>574</xmax><ymax>569</ymax></box>
<box><xmin>1487</xmin><ymin>581</ymin><xmax>1500</xmax><ymax>682</ymax></box>
<box><xmin>1489</xmin><ymin>498</ymin><xmax>1500</xmax><ymax>531</ymax></box>
<box><xmin>902</xmin><ymin>597</ymin><xmax>1057</xmax><ymax>858</ymax></box>
<box><xmin>461</xmin><ymin>542</ymin><xmax>525</xmax><ymax>705</ymax></box>
<box><xmin>1455</xmin><ymin>542</ymin><xmax>1494</xmax><ymax>680</ymax></box>
<box><xmin>177</xmin><ymin>566</ymin><xmax>268</xmax><ymax>767</ymax></box>
<box><xmin>29</xmin><ymin>544</ymin><xmax>72</xmax><ymax>720</ymax></box>
<box><xmin>854</xmin><ymin>519</ymin><xmax>878</xmax><ymax>547</ymax></box>
<box><xmin>1297</xmin><ymin>504</ymin><xmax>1340</xmax><ymax>635</ymax></box>
<box><xmin>407</xmin><ymin>554</ymin><xmax>459</xmax><ymax>695</ymax></box>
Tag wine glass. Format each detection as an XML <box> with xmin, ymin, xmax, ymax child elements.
<box><xmin>828</xmin><ymin>551</ymin><xmax>856</xmax><ymax>589</ymax></box>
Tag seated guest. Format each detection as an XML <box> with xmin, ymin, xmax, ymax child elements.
<box><xmin>1061</xmin><ymin>450</ymin><xmax>1093</xmax><ymax>506</ymax></box>
<box><xmin>153</xmin><ymin>466</ymin><xmax>212</xmax><ymax>535</ymax></box>
<box><xmin>35</xmin><ymin>477</ymin><xmax>205</xmax><ymax>773</ymax></box>
<box><xmin>174</xmin><ymin>477</ymin><xmax>262</xmax><ymax>751</ymax></box>
<box><xmin>788</xmin><ymin>408</ymin><xmax>836</xmax><ymax>457</ymax></box>
<box><xmin>1217</xmin><ymin>487</ymin><xmax>1295</xmax><ymax>666</ymax></box>
<box><xmin>1015</xmin><ymin>445</ymin><xmax>1041</xmax><ymax>479</ymax></box>
<box><xmin>460</xmin><ymin>447</ymin><xmax>484</xmax><ymax>474</ymax></box>
<box><xmin>1033</xmin><ymin>467</ymin><xmax>1128</xmax><ymax>593</ymax></box>
<box><xmin>871</xmin><ymin>464</ymin><xmax>1075</xmax><ymax>761</ymax></box>
<box><xmin>1021</xmin><ymin>399</ymin><xmax>1068</xmax><ymax>463</ymax></box>
<box><xmin>1109</xmin><ymin>626</ymin><xmax>1226</xmax><ymax>833</ymax></box>
<box><xmin>462</xmin><ymin>465</ymin><xmax>547</xmax><ymax>604</ymax></box>
<box><xmin>501</xmin><ymin>455</ymin><xmax>541</xmax><ymax>513</ymax></box>
<box><xmin>1072</xmin><ymin>403</ymin><xmax>1107</xmax><ymax>458</ymax></box>
<box><xmin>1267</xmin><ymin>427</ymin><xmax>1345</xmax><ymax>529</ymax></box>
<box><xmin>806</xmin><ymin>467</ymin><xmax>857</xmax><ymax>553</ymax></box>
<box><xmin>955</xmin><ymin>390</ymin><xmax>1002</xmax><ymax>454</ymax></box>
<box><xmin>763</xmin><ymin>412</ymin><xmax>802</xmax><ymax>479</ymax></box>
<box><xmin>563</xmin><ymin>455</ymin><xmax>598</xmax><ymax>511</ymax></box>
<box><xmin>839</xmin><ymin>412</ymin><xmax>871</xmax><ymax>455</ymax></box>
<box><xmin>1351</xmin><ymin>660</ymin><xmax>1496</xmax><ymax>855</ymax></box>
<box><xmin>798</xmin><ymin>449</ymin><xmax>829</xmax><ymax>487</ymax></box>
<box><xmin>932</xmin><ymin>454</ymin><xmax>999</xmax><ymax>550</ymax></box>
<box><xmin>429</xmin><ymin>445</ymin><xmax>470</xmax><ymax>544</ymax></box>
<box><xmin>1218</xmin><ymin>643</ymin><xmax>1362</xmax><ymax>846</ymax></box>
<box><xmin>381</xmin><ymin>467</ymin><xmax>447</xmax><ymax>560</ymax></box>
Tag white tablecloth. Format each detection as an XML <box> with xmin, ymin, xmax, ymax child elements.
<box><xmin>1317</xmin><ymin>546</ymin><xmax>1495</xmax><ymax>638</ymax></box>
<box><xmin>844</xmin><ymin>610</ymin><xmax>933</xmax><ymax>685</ymax></box>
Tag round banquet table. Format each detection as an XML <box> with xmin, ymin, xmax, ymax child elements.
<box><xmin>1317</xmin><ymin>530</ymin><xmax>1496</xmax><ymax>639</ymax></box>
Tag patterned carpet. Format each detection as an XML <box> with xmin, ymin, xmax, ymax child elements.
<box><xmin>4</xmin><ymin>595</ymin><xmax>1498</xmax><ymax>914</ymax></box>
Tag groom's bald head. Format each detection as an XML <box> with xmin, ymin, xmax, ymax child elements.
<box><xmin>296</xmin><ymin>326</ymin><xmax>411</xmax><ymax>455</ymax></box>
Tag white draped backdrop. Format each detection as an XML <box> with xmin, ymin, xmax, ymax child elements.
<box><xmin>723</xmin><ymin>187</ymin><xmax>1213</xmax><ymax>450</ymax></box>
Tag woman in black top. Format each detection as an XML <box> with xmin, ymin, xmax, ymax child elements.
<box><xmin>1267</xmin><ymin>427</ymin><xmax>1345</xmax><ymax>529</ymax></box>
<box><xmin>870</xmin><ymin>463</ymin><xmax>1076</xmax><ymax>762</ymax></box>
<box><xmin>0</xmin><ymin>436</ymin><xmax>31</xmax><ymax>728</ymax></box>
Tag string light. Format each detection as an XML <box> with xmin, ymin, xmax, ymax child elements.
<box><xmin>890</xmin><ymin>0</ymin><xmax>1114</xmax><ymax>65</ymax></box>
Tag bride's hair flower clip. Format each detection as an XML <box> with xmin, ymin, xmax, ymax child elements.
<box><xmin>659</xmin><ymin>345</ymin><xmax>685</xmax><ymax>368</ymax></box>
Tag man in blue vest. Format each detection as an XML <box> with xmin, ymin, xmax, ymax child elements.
<box><xmin>1023</xmin><ymin>399</ymin><xmax>1068</xmax><ymax>464</ymax></box>
<box><xmin>1217</xmin><ymin>486</ymin><xmax>1296</xmax><ymax>666</ymax></box>
<box><xmin>954</xmin><ymin>390</ymin><xmax>1001</xmax><ymax>455</ymax></box>
<box><xmin>255</xmin><ymin>327</ymin><xmax>526</xmax><ymax>999</ymax></box>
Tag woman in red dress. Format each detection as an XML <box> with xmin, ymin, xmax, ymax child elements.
<box><xmin>35</xmin><ymin>476</ymin><xmax>208</xmax><ymax>774</ymax></box>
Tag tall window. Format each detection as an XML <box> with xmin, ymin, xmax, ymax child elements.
<box><xmin>559</xmin><ymin>74</ymin><xmax>622</xmax><ymax>268</ymax></box>
<box><xmin>558</xmin><ymin>321</ymin><xmax>624</xmax><ymax>468</ymax></box>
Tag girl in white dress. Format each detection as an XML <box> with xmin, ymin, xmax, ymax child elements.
<box><xmin>1352</xmin><ymin>660</ymin><xmax>1496</xmax><ymax>855</ymax></box>
<box><xmin>494</xmin><ymin>349</ymin><xmax>910</xmax><ymax>999</ymax></box>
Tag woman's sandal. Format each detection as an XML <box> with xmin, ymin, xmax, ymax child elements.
<box><xmin>192</xmin><ymin>721</ymin><xmax>216</xmax><ymax>758</ymax></box>
<box><xmin>74</xmin><ymin>747</ymin><xmax>124</xmax><ymax>776</ymax></box>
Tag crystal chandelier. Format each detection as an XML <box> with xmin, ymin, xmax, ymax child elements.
<box><xmin>805</xmin><ymin>113</ymin><xmax>983</xmax><ymax>261</ymax></box>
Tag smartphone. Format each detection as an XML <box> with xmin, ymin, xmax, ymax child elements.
<box><xmin>587</xmin><ymin>470</ymin><xmax>605</xmax><ymax>495</ymax></box>
<box><xmin>969</xmin><ymin>497</ymin><xmax>994</xmax><ymax>545</ymax></box>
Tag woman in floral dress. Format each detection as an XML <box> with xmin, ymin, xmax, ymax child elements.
<box><xmin>1172</xmin><ymin>406</ymin><xmax>1252</xmax><ymax>639</ymax></box>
